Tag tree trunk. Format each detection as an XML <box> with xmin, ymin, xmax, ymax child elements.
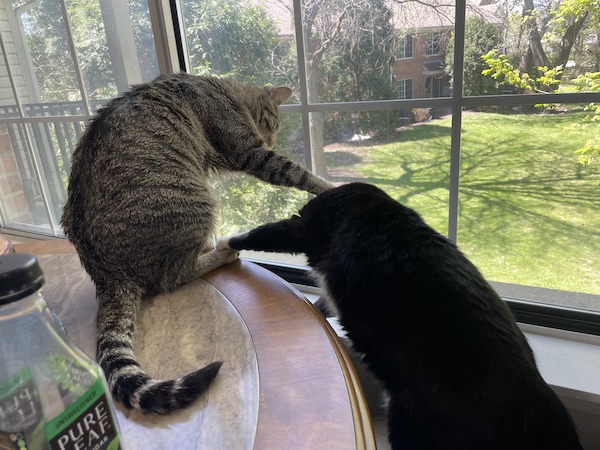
<box><xmin>519</xmin><ymin>0</ymin><xmax>549</xmax><ymax>74</ymax></box>
<box><xmin>551</xmin><ymin>13</ymin><xmax>589</xmax><ymax>76</ymax></box>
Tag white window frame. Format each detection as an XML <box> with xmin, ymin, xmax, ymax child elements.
<box><xmin>1</xmin><ymin>0</ymin><xmax>599</xmax><ymax>324</ymax></box>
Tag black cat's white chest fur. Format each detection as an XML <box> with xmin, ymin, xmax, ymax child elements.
<box><xmin>220</xmin><ymin>182</ymin><xmax>583</xmax><ymax>450</ymax></box>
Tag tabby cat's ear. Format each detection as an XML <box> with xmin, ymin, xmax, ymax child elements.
<box><xmin>270</xmin><ymin>86</ymin><xmax>293</xmax><ymax>105</ymax></box>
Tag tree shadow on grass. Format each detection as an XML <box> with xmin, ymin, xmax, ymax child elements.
<box><xmin>324</xmin><ymin>151</ymin><xmax>363</xmax><ymax>168</ymax></box>
<box><xmin>325</xmin><ymin>119</ymin><xmax>600</xmax><ymax>292</ymax></box>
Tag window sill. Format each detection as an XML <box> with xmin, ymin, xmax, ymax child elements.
<box><xmin>520</xmin><ymin>323</ymin><xmax>600</xmax><ymax>404</ymax></box>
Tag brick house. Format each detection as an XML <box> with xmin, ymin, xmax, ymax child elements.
<box><xmin>390</xmin><ymin>1</ymin><xmax>499</xmax><ymax>102</ymax></box>
<box><xmin>393</xmin><ymin>29</ymin><xmax>451</xmax><ymax>100</ymax></box>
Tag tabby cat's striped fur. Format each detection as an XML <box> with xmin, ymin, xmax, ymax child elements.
<box><xmin>61</xmin><ymin>73</ymin><xmax>332</xmax><ymax>414</ymax></box>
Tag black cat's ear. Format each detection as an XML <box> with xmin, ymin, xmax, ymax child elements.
<box><xmin>270</xmin><ymin>86</ymin><xmax>293</xmax><ymax>105</ymax></box>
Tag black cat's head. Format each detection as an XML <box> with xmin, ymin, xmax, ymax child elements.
<box><xmin>298</xmin><ymin>182</ymin><xmax>395</xmax><ymax>264</ymax></box>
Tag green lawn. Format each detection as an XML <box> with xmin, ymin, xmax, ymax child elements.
<box><xmin>325</xmin><ymin>108</ymin><xmax>600</xmax><ymax>296</ymax></box>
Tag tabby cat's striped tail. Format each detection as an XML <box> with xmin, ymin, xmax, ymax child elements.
<box><xmin>95</xmin><ymin>280</ymin><xmax>222</xmax><ymax>414</ymax></box>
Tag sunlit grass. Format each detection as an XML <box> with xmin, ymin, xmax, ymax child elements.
<box><xmin>325</xmin><ymin>108</ymin><xmax>600</xmax><ymax>295</ymax></box>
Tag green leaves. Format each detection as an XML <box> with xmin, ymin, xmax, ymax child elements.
<box><xmin>568</xmin><ymin>73</ymin><xmax>600</xmax><ymax>165</ymax></box>
<box><xmin>480</xmin><ymin>50</ymin><xmax>563</xmax><ymax>93</ymax></box>
<box><xmin>182</xmin><ymin>0</ymin><xmax>279</xmax><ymax>85</ymax></box>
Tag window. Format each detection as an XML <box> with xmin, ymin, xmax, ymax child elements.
<box><xmin>426</xmin><ymin>31</ymin><xmax>442</xmax><ymax>56</ymax></box>
<box><xmin>397</xmin><ymin>79</ymin><xmax>414</xmax><ymax>99</ymax></box>
<box><xmin>0</xmin><ymin>0</ymin><xmax>599</xmax><ymax>328</ymax></box>
<box><xmin>398</xmin><ymin>34</ymin><xmax>413</xmax><ymax>59</ymax></box>
<box><xmin>0</xmin><ymin>0</ymin><xmax>159</xmax><ymax>234</ymax></box>
<box><xmin>425</xmin><ymin>76</ymin><xmax>441</xmax><ymax>97</ymax></box>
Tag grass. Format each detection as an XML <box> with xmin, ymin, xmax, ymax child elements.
<box><xmin>324</xmin><ymin>107</ymin><xmax>600</xmax><ymax>296</ymax></box>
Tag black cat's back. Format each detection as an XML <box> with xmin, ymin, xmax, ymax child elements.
<box><xmin>224</xmin><ymin>182</ymin><xmax>583</xmax><ymax>450</ymax></box>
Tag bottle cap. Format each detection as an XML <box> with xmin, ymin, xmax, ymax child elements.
<box><xmin>0</xmin><ymin>253</ymin><xmax>45</xmax><ymax>304</ymax></box>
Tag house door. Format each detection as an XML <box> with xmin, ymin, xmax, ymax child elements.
<box><xmin>425</xmin><ymin>76</ymin><xmax>441</xmax><ymax>98</ymax></box>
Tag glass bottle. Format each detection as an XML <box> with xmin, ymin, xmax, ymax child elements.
<box><xmin>0</xmin><ymin>252</ymin><xmax>123</xmax><ymax>450</ymax></box>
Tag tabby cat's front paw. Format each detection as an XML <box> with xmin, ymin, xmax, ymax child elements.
<box><xmin>205</xmin><ymin>240</ymin><xmax>239</xmax><ymax>266</ymax></box>
<box><xmin>215</xmin><ymin>246</ymin><xmax>239</xmax><ymax>265</ymax></box>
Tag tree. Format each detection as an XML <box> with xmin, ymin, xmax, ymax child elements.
<box><xmin>181</xmin><ymin>0</ymin><xmax>279</xmax><ymax>85</ymax></box>
<box><xmin>446</xmin><ymin>17</ymin><xmax>500</xmax><ymax>96</ymax></box>
<box><xmin>282</xmin><ymin>0</ymin><xmax>396</xmax><ymax>176</ymax></box>
<box><xmin>503</xmin><ymin>0</ymin><xmax>600</xmax><ymax>78</ymax></box>
<box><xmin>481</xmin><ymin>0</ymin><xmax>600</xmax><ymax>164</ymax></box>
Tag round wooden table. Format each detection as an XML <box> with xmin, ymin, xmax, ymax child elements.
<box><xmin>10</xmin><ymin>239</ymin><xmax>375</xmax><ymax>450</ymax></box>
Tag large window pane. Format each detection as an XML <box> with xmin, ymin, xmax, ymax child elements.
<box><xmin>0</xmin><ymin>0</ymin><xmax>159</xmax><ymax>234</ymax></box>
<box><xmin>458</xmin><ymin>105</ymin><xmax>600</xmax><ymax>301</ymax></box>
<box><xmin>319</xmin><ymin>108</ymin><xmax>451</xmax><ymax>234</ymax></box>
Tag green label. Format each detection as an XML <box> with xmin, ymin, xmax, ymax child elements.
<box><xmin>44</xmin><ymin>378</ymin><xmax>121</xmax><ymax>450</ymax></box>
<box><xmin>0</xmin><ymin>366</ymin><xmax>44</xmax><ymax>448</ymax></box>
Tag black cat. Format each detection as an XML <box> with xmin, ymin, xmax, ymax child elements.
<box><xmin>218</xmin><ymin>182</ymin><xmax>583</xmax><ymax>450</ymax></box>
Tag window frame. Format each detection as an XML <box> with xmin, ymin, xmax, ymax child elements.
<box><xmin>0</xmin><ymin>0</ymin><xmax>599</xmax><ymax>334</ymax></box>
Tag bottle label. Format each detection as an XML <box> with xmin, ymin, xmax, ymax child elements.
<box><xmin>0</xmin><ymin>366</ymin><xmax>45</xmax><ymax>449</ymax></box>
<box><xmin>44</xmin><ymin>377</ymin><xmax>121</xmax><ymax>450</ymax></box>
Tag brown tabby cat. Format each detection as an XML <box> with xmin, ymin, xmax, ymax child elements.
<box><xmin>61</xmin><ymin>72</ymin><xmax>332</xmax><ymax>414</ymax></box>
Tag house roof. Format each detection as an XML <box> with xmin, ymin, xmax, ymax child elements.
<box><xmin>387</xmin><ymin>0</ymin><xmax>501</xmax><ymax>31</ymax></box>
<box><xmin>257</xmin><ymin>0</ymin><xmax>501</xmax><ymax>36</ymax></box>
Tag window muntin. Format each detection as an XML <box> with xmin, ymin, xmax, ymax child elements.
<box><xmin>0</xmin><ymin>0</ymin><xmax>598</xmax><ymax>314</ymax></box>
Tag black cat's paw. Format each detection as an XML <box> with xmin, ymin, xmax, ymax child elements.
<box><xmin>215</xmin><ymin>238</ymin><xmax>232</xmax><ymax>251</ymax></box>
<box><xmin>217</xmin><ymin>233</ymin><xmax>249</xmax><ymax>251</ymax></box>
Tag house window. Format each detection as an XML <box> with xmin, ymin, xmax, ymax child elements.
<box><xmin>398</xmin><ymin>34</ymin><xmax>413</xmax><ymax>59</ymax></box>
<box><xmin>397</xmin><ymin>79</ymin><xmax>413</xmax><ymax>99</ymax></box>
<box><xmin>426</xmin><ymin>31</ymin><xmax>442</xmax><ymax>56</ymax></box>
<box><xmin>425</xmin><ymin>76</ymin><xmax>441</xmax><ymax>98</ymax></box>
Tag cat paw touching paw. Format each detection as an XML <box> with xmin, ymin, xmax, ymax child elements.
<box><xmin>216</xmin><ymin>233</ymin><xmax>248</xmax><ymax>251</ymax></box>
<box><xmin>215</xmin><ymin>238</ymin><xmax>232</xmax><ymax>251</ymax></box>
<box><xmin>214</xmin><ymin>246</ymin><xmax>239</xmax><ymax>264</ymax></box>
